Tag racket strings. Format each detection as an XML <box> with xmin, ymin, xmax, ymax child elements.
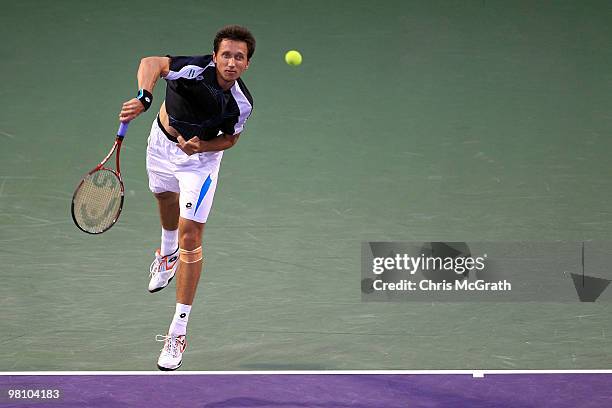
<box><xmin>72</xmin><ymin>169</ymin><xmax>123</xmax><ymax>233</ymax></box>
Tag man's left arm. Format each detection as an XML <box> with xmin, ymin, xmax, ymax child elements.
<box><xmin>176</xmin><ymin>133</ymin><xmax>241</xmax><ymax>155</ymax></box>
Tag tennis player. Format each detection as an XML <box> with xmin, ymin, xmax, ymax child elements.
<box><xmin>119</xmin><ymin>25</ymin><xmax>255</xmax><ymax>370</ymax></box>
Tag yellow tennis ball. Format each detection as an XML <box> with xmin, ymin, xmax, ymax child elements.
<box><xmin>285</xmin><ymin>50</ymin><xmax>302</xmax><ymax>66</ymax></box>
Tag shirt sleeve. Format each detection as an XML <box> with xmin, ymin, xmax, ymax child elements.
<box><xmin>222</xmin><ymin>81</ymin><xmax>253</xmax><ymax>135</ymax></box>
<box><xmin>164</xmin><ymin>55</ymin><xmax>213</xmax><ymax>80</ymax></box>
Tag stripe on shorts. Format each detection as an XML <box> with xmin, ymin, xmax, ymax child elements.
<box><xmin>194</xmin><ymin>174</ymin><xmax>213</xmax><ymax>215</ymax></box>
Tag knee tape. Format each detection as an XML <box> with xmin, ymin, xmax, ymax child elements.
<box><xmin>179</xmin><ymin>246</ymin><xmax>203</xmax><ymax>264</ymax></box>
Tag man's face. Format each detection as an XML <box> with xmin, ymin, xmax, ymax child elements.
<box><xmin>213</xmin><ymin>39</ymin><xmax>250</xmax><ymax>86</ymax></box>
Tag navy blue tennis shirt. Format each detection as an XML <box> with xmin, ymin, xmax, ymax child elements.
<box><xmin>164</xmin><ymin>55</ymin><xmax>253</xmax><ymax>140</ymax></box>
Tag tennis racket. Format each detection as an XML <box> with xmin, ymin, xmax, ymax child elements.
<box><xmin>71</xmin><ymin>122</ymin><xmax>129</xmax><ymax>234</ymax></box>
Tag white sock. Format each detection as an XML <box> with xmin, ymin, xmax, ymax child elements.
<box><xmin>169</xmin><ymin>303</ymin><xmax>191</xmax><ymax>336</ymax></box>
<box><xmin>161</xmin><ymin>228</ymin><xmax>178</xmax><ymax>256</ymax></box>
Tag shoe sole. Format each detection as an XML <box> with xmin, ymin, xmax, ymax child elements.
<box><xmin>157</xmin><ymin>360</ymin><xmax>182</xmax><ymax>371</ymax></box>
<box><xmin>148</xmin><ymin>274</ymin><xmax>175</xmax><ymax>293</ymax></box>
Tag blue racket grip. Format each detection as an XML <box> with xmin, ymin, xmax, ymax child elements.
<box><xmin>117</xmin><ymin>122</ymin><xmax>129</xmax><ymax>139</ymax></box>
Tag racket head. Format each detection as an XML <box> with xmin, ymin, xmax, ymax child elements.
<box><xmin>71</xmin><ymin>168</ymin><xmax>125</xmax><ymax>234</ymax></box>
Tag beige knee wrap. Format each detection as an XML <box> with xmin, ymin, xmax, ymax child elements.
<box><xmin>179</xmin><ymin>246</ymin><xmax>203</xmax><ymax>264</ymax></box>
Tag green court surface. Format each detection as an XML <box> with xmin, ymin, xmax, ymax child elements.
<box><xmin>1</xmin><ymin>0</ymin><xmax>612</xmax><ymax>371</ymax></box>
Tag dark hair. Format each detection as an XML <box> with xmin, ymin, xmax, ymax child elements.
<box><xmin>214</xmin><ymin>25</ymin><xmax>256</xmax><ymax>60</ymax></box>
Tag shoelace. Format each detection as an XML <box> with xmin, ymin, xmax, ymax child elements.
<box><xmin>156</xmin><ymin>335</ymin><xmax>185</xmax><ymax>358</ymax></box>
<box><xmin>149</xmin><ymin>253</ymin><xmax>163</xmax><ymax>278</ymax></box>
<box><xmin>150</xmin><ymin>250</ymin><xmax>179</xmax><ymax>278</ymax></box>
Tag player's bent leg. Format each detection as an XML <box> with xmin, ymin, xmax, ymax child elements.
<box><xmin>149</xmin><ymin>247</ymin><xmax>179</xmax><ymax>293</ymax></box>
<box><xmin>146</xmin><ymin>118</ymin><xmax>181</xmax><ymax>292</ymax></box>
<box><xmin>148</xmin><ymin>191</ymin><xmax>181</xmax><ymax>293</ymax></box>
<box><xmin>154</xmin><ymin>191</ymin><xmax>180</xmax><ymax>230</ymax></box>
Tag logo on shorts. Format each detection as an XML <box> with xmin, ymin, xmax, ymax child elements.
<box><xmin>186</xmin><ymin>203</ymin><xmax>192</xmax><ymax>209</ymax></box>
<box><xmin>180</xmin><ymin>313</ymin><xmax>187</xmax><ymax>318</ymax></box>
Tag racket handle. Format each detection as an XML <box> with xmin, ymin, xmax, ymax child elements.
<box><xmin>117</xmin><ymin>122</ymin><xmax>130</xmax><ymax>139</ymax></box>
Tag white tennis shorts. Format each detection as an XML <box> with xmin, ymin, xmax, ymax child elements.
<box><xmin>146</xmin><ymin>118</ymin><xmax>223</xmax><ymax>224</ymax></box>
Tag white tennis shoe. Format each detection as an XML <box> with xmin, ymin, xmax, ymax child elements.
<box><xmin>149</xmin><ymin>248</ymin><xmax>179</xmax><ymax>293</ymax></box>
<box><xmin>156</xmin><ymin>334</ymin><xmax>186</xmax><ymax>371</ymax></box>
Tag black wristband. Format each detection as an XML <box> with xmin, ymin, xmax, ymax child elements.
<box><xmin>136</xmin><ymin>89</ymin><xmax>153</xmax><ymax>111</ymax></box>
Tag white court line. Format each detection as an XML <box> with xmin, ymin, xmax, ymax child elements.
<box><xmin>2</xmin><ymin>370</ymin><xmax>612</xmax><ymax>377</ymax></box>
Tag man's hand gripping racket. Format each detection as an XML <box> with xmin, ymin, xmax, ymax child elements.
<box><xmin>71</xmin><ymin>122</ymin><xmax>129</xmax><ymax>234</ymax></box>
